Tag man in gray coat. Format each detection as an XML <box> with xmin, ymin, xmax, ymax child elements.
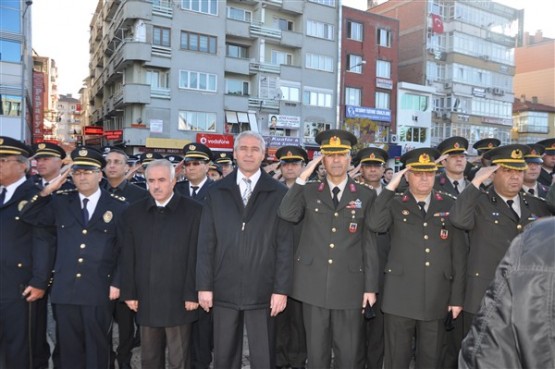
<box><xmin>278</xmin><ymin>129</ymin><xmax>379</xmax><ymax>368</ymax></box>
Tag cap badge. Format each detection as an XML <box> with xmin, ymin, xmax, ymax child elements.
<box><xmin>103</xmin><ymin>211</ymin><xmax>113</xmax><ymax>223</ymax></box>
<box><xmin>146</xmin><ymin>153</ymin><xmax>153</xmax><ymax>159</ymax></box>
<box><xmin>286</xmin><ymin>151</ymin><xmax>293</xmax><ymax>158</ymax></box>
<box><xmin>0</xmin><ymin>138</ymin><xmax>3</xmax><ymax>145</ymax></box>
<box><xmin>168</xmin><ymin>156</ymin><xmax>174</xmax><ymax>161</ymax></box>
<box><xmin>487</xmin><ymin>143</ymin><xmax>493</xmax><ymax>148</ymax></box>
<box><xmin>530</xmin><ymin>149</ymin><xmax>537</xmax><ymax>156</ymax></box>
<box><xmin>418</xmin><ymin>153</ymin><xmax>431</xmax><ymax>164</ymax></box>
<box><xmin>511</xmin><ymin>149</ymin><xmax>523</xmax><ymax>159</ymax></box>
<box><xmin>369</xmin><ymin>153</ymin><xmax>376</xmax><ymax>159</ymax></box>
<box><xmin>38</xmin><ymin>143</ymin><xmax>46</xmax><ymax>149</ymax></box>
<box><xmin>329</xmin><ymin>136</ymin><xmax>341</xmax><ymax>147</ymax></box>
<box><xmin>454</xmin><ymin>142</ymin><xmax>460</xmax><ymax>148</ymax></box>
<box><xmin>104</xmin><ymin>147</ymin><xmax>110</xmax><ymax>153</ymax></box>
<box><xmin>551</xmin><ymin>143</ymin><xmax>555</xmax><ymax>149</ymax></box>
<box><xmin>220</xmin><ymin>153</ymin><xmax>226</xmax><ymax>158</ymax></box>
<box><xmin>79</xmin><ymin>149</ymin><xmax>88</xmax><ymax>156</ymax></box>
<box><xmin>190</xmin><ymin>145</ymin><xmax>196</xmax><ymax>150</ymax></box>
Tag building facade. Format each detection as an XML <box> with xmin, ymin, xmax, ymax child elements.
<box><xmin>369</xmin><ymin>0</ymin><xmax>521</xmax><ymax>148</ymax></box>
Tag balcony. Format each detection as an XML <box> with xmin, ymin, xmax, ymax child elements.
<box><xmin>152</xmin><ymin>0</ymin><xmax>172</xmax><ymax>17</ymax></box>
<box><xmin>280</xmin><ymin>30</ymin><xmax>303</xmax><ymax>48</ymax></box>
<box><xmin>226</xmin><ymin>18</ymin><xmax>251</xmax><ymax>39</ymax></box>
<box><xmin>225</xmin><ymin>57</ymin><xmax>250</xmax><ymax>75</ymax></box>
<box><xmin>224</xmin><ymin>94</ymin><xmax>249</xmax><ymax>111</ymax></box>
<box><xmin>111</xmin><ymin>0</ymin><xmax>152</xmax><ymax>34</ymax></box>
<box><xmin>250</xmin><ymin>22</ymin><xmax>281</xmax><ymax>40</ymax></box>
<box><xmin>113</xmin><ymin>83</ymin><xmax>151</xmax><ymax>107</ymax></box>
<box><xmin>113</xmin><ymin>41</ymin><xmax>151</xmax><ymax>70</ymax></box>
<box><xmin>249</xmin><ymin>61</ymin><xmax>281</xmax><ymax>74</ymax></box>
<box><xmin>281</xmin><ymin>0</ymin><xmax>304</xmax><ymax>14</ymax></box>
<box><xmin>248</xmin><ymin>97</ymin><xmax>280</xmax><ymax>112</ymax></box>
<box><xmin>104</xmin><ymin>0</ymin><xmax>121</xmax><ymax>21</ymax></box>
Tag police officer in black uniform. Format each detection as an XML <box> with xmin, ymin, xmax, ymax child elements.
<box><xmin>131</xmin><ymin>152</ymin><xmax>164</xmax><ymax>189</ymax></box>
<box><xmin>175</xmin><ymin>143</ymin><xmax>214</xmax><ymax>202</ymax></box>
<box><xmin>0</xmin><ymin>137</ymin><xmax>53</xmax><ymax>369</ymax></box>
<box><xmin>213</xmin><ymin>152</ymin><xmax>234</xmax><ymax>177</ymax></box>
<box><xmin>20</xmin><ymin>147</ymin><xmax>128</xmax><ymax>368</ymax></box>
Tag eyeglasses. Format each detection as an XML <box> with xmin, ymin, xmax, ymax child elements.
<box><xmin>71</xmin><ymin>170</ymin><xmax>100</xmax><ymax>177</ymax></box>
<box><xmin>184</xmin><ymin>161</ymin><xmax>205</xmax><ymax>167</ymax></box>
<box><xmin>0</xmin><ymin>158</ymin><xmax>21</xmax><ymax>164</ymax></box>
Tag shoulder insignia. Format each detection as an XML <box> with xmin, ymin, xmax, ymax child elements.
<box><xmin>55</xmin><ymin>188</ymin><xmax>77</xmax><ymax>195</ymax></box>
<box><xmin>317</xmin><ymin>182</ymin><xmax>325</xmax><ymax>192</ymax></box>
<box><xmin>436</xmin><ymin>190</ymin><xmax>456</xmax><ymax>200</ymax></box>
<box><xmin>356</xmin><ymin>182</ymin><xmax>375</xmax><ymax>191</ymax></box>
<box><xmin>110</xmin><ymin>193</ymin><xmax>126</xmax><ymax>202</ymax></box>
<box><xmin>439</xmin><ymin>175</ymin><xmax>446</xmax><ymax>185</ymax></box>
<box><xmin>18</xmin><ymin>200</ymin><xmax>28</xmax><ymax>212</ymax></box>
<box><xmin>306</xmin><ymin>180</ymin><xmax>321</xmax><ymax>184</ymax></box>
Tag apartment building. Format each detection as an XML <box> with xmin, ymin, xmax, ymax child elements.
<box><xmin>369</xmin><ymin>0</ymin><xmax>521</xmax><ymax>148</ymax></box>
<box><xmin>88</xmin><ymin>0</ymin><xmax>340</xmax><ymax>155</ymax></box>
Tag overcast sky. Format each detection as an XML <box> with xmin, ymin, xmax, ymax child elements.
<box><xmin>32</xmin><ymin>0</ymin><xmax>554</xmax><ymax>97</ymax></box>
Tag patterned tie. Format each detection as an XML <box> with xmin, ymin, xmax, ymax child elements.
<box><xmin>332</xmin><ymin>187</ymin><xmax>340</xmax><ymax>209</ymax></box>
<box><xmin>453</xmin><ymin>180</ymin><xmax>460</xmax><ymax>195</ymax></box>
<box><xmin>191</xmin><ymin>186</ymin><xmax>199</xmax><ymax>198</ymax></box>
<box><xmin>82</xmin><ymin>198</ymin><xmax>90</xmax><ymax>225</ymax></box>
<box><xmin>417</xmin><ymin>201</ymin><xmax>427</xmax><ymax>217</ymax></box>
<box><xmin>242</xmin><ymin>178</ymin><xmax>252</xmax><ymax>206</ymax></box>
<box><xmin>0</xmin><ymin>187</ymin><xmax>6</xmax><ymax>206</ymax></box>
<box><xmin>506</xmin><ymin>200</ymin><xmax>519</xmax><ymax>221</ymax></box>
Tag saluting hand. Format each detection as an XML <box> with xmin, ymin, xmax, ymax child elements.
<box><xmin>124</xmin><ymin>164</ymin><xmax>142</xmax><ymax>181</ymax></box>
<box><xmin>471</xmin><ymin>165</ymin><xmax>499</xmax><ymax>188</ymax></box>
<box><xmin>40</xmin><ymin>165</ymin><xmax>71</xmax><ymax>197</ymax></box>
<box><xmin>300</xmin><ymin>155</ymin><xmax>323</xmax><ymax>182</ymax></box>
<box><xmin>348</xmin><ymin>163</ymin><xmax>361</xmax><ymax>179</ymax></box>
<box><xmin>435</xmin><ymin>154</ymin><xmax>449</xmax><ymax>164</ymax></box>
<box><xmin>385</xmin><ymin>167</ymin><xmax>408</xmax><ymax>192</ymax></box>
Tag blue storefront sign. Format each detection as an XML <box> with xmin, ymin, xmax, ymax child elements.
<box><xmin>346</xmin><ymin>105</ymin><xmax>391</xmax><ymax>123</ymax></box>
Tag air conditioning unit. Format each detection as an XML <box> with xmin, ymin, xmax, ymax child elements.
<box><xmin>492</xmin><ymin>88</ymin><xmax>505</xmax><ymax>96</ymax></box>
<box><xmin>389</xmin><ymin>134</ymin><xmax>398</xmax><ymax>144</ymax></box>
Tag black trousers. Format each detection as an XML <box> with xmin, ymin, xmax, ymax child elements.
<box><xmin>365</xmin><ymin>297</ymin><xmax>385</xmax><ymax>369</ymax></box>
<box><xmin>440</xmin><ymin>312</ymin><xmax>467</xmax><ymax>369</ymax></box>
<box><xmin>191</xmin><ymin>309</ymin><xmax>213</xmax><ymax>369</ymax></box>
<box><xmin>384</xmin><ymin>313</ymin><xmax>445</xmax><ymax>369</ymax></box>
<box><xmin>55</xmin><ymin>303</ymin><xmax>112</xmax><ymax>369</ymax></box>
<box><xmin>141</xmin><ymin>324</ymin><xmax>192</xmax><ymax>369</ymax></box>
<box><xmin>110</xmin><ymin>301</ymin><xmax>135</xmax><ymax>366</ymax></box>
<box><xmin>275</xmin><ymin>298</ymin><xmax>307</xmax><ymax>368</ymax></box>
<box><xmin>0</xmin><ymin>298</ymin><xmax>31</xmax><ymax>369</ymax></box>
<box><xmin>213</xmin><ymin>306</ymin><xmax>275</xmax><ymax>369</ymax></box>
<box><xmin>302</xmin><ymin>303</ymin><xmax>365</xmax><ymax>369</ymax></box>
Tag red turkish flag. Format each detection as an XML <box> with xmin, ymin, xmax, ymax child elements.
<box><xmin>431</xmin><ymin>14</ymin><xmax>444</xmax><ymax>34</ymax></box>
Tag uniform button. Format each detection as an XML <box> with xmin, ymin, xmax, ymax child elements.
<box><xmin>403</xmin><ymin>218</ymin><xmax>407</xmax><ymax>222</ymax></box>
<box><xmin>328</xmin><ymin>259</ymin><xmax>333</xmax><ymax>264</ymax></box>
<box><xmin>315</xmin><ymin>208</ymin><xmax>319</xmax><ymax>212</ymax></box>
<box><xmin>80</xmin><ymin>244</ymin><xmax>86</xmax><ymax>249</ymax></box>
<box><xmin>423</xmin><ymin>222</ymin><xmax>428</xmax><ymax>227</ymax></box>
<box><xmin>78</xmin><ymin>258</ymin><xmax>84</xmax><ymax>263</ymax></box>
<box><xmin>331</xmin><ymin>227</ymin><xmax>336</xmax><ymax>233</ymax></box>
<box><xmin>76</xmin><ymin>273</ymin><xmax>82</xmax><ymax>278</ymax></box>
<box><xmin>334</xmin><ymin>212</ymin><xmax>339</xmax><ymax>217</ymax></box>
<box><xmin>15</xmin><ymin>216</ymin><xmax>20</xmax><ymax>220</ymax></box>
<box><xmin>388</xmin><ymin>269</ymin><xmax>392</xmax><ymax>272</ymax></box>
<box><xmin>475</xmin><ymin>273</ymin><xmax>479</xmax><ymax>277</ymax></box>
<box><xmin>494</xmin><ymin>220</ymin><xmax>498</xmax><ymax>224</ymax></box>
<box><xmin>330</xmin><ymin>243</ymin><xmax>335</xmax><ymax>248</ymax></box>
<box><xmin>425</xmin><ymin>248</ymin><xmax>430</xmax><ymax>253</ymax></box>
<box><xmin>17</xmin><ymin>263</ymin><xmax>23</xmax><ymax>268</ymax></box>
<box><xmin>516</xmin><ymin>224</ymin><xmax>522</xmax><ymax>230</ymax></box>
<box><xmin>82</xmin><ymin>229</ymin><xmax>87</xmax><ymax>235</ymax></box>
<box><xmin>425</xmin><ymin>262</ymin><xmax>430</xmax><ymax>266</ymax></box>
<box><xmin>424</xmin><ymin>235</ymin><xmax>429</xmax><ymax>240</ymax></box>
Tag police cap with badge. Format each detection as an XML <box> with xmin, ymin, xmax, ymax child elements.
<box><xmin>482</xmin><ymin>144</ymin><xmax>530</xmax><ymax>170</ymax></box>
<box><xmin>71</xmin><ymin>146</ymin><xmax>106</xmax><ymax>169</ymax></box>
<box><xmin>315</xmin><ymin>129</ymin><xmax>357</xmax><ymax>155</ymax></box>
<box><xmin>401</xmin><ymin>147</ymin><xmax>440</xmax><ymax>172</ymax></box>
<box><xmin>355</xmin><ymin>147</ymin><xmax>388</xmax><ymax>166</ymax></box>
<box><xmin>33</xmin><ymin>142</ymin><xmax>66</xmax><ymax>160</ymax></box>
<box><xmin>437</xmin><ymin>136</ymin><xmax>468</xmax><ymax>156</ymax></box>
<box><xmin>183</xmin><ymin>142</ymin><xmax>213</xmax><ymax>162</ymax></box>
<box><xmin>472</xmin><ymin>138</ymin><xmax>501</xmax><ymax>155</ymax></box>
<box><xmin>213</xmin><ymin>152</ymin><xmax>233</xmax><ymax>165</ymax></box>
<box><xmin>208</xmin><ymin>162</ymin><xmax>223</xmax><ymax>176</ymax></box>
<box><xmin>139</xmin><ymin>152</ymin><xmax>163</xmax><ymax>165</ymax></box>
<box><xmin>101</xmin><ymin>145</ymin><xmax>127</xmax><ymax>158</ymax></box>
<box><xmin>0</xmin><ymin>136</ymin><xmax>33</xmax><ymax>158</ymax></box>
<box><xmin>165</xmin><ymin>154</ymin><xmax>183</xmax><ymax>165</ymax></box>
<box><xmin>525</xmin><ymin>144</ymin><xmax>544</xmax><ymax>164</ymax></box>
<box><xmin>537</xmin><ymin>138</ymin><xmax>555</xmax><ymax>156</ymax></box>
<box><xmin>275</xmin><ymin>146</ymin><xmax>308</xmax><ymax>164</ymax></box>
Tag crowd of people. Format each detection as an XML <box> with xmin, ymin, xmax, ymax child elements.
<box><xmin>0</xmin><ymin>131</ymin><xmax>554</xmax><ymax>369</ymax></box>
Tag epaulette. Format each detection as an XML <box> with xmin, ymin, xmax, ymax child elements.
<box><xmin>55</xmin><ymin>188</ymin><xmax>77</xmax><ymax>195</ymax></box>
<box><xmin>307</xmin><ymin>180</ymin><xmax>321</xmax><ymax>184</ymax></box>
<box><xmin>110</xmin><ymin>193</ymin><xmax>126</xmax><ymax>202</ymax></box>
<box><xmin>436</xmin><ymin>190</ymin><xmax>457</xmax><ymax>200</ymax></box>
<box><xmin>357</xmin><ymin>182</ymin><xmax>375</xmax><ymax>190</ymax></box>
<box><xmin>522</xmin><ymin>191</ymin><xmax>546</xmax><ymax>202</ymax></box>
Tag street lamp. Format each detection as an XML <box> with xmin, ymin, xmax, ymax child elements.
<box><xmin>20</xmin><ymin>0</ymin><xmax>33</xmax><ymax>142</ymax></box>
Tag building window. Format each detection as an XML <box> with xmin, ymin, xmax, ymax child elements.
<box><xmin>179</xmin><ymin>70</ymin><xmax>217</xmax><ymax>92</ymax></box>
<box><xmin>182</xmin><ymin>0</ymin><xmax>218</xmax><ymax>15</ymax></box>
<box><xmin>347</xmin><ymin>21</ymin><xmax>363</xmax><ymax>41</ymax></box>
<box><xmin>273</xmin><ymin>17</ymin><xmax>293</xmax><ymax>31</ymax></box>
<box><xmin>181</xmin><ymin>31</ymin><xmax>216</xmax><ymax>54</ymax></box>
<box><xmin>345</xmin><ymin>87</ymin><xmax>361</xmax><ymax>106</ymax></box>
<box><xmin>226</xmin><ymin>43</ymin><xmax>248</xmax><ymax>58</ymax></box>
<box><xmin>271</xmin><ymin>50</ymin><xmax>293</xmax><ymax>65</ymax></box>
<box><xmin>375</xmin><ymin>91</ymin><xmax>390</xmax><ymax>109</ymax></box>
<box><xmin>376</xmin><ymin>60</ymin><xmax>391</xmax><ymax>79</ymax></box>
<box><xmin>153</xmin><ymin>26</ymin><xmax>171</xmax><ymax>47</ymax></box>
<box><xmin>401</xmin><ymin>93</ymin><xmax>428</xmax><ymax>111</ymax></box>
<box><xmin>279</xmin><ymin>83</ymin><xmax>300</xmax><ymax>102</ymax></box>
<box><xmin>303</xmin><ymin>88</ymin><xmax>333</xmax><ymax>108</ymax></box>
<box><xmin>0</xmin><ymin>39</ymin><xmax>21</xmax><ymax>62</ymax></box>
<box><xmin>146</xmin><ymin>69</ymin><xmax>170</xmax><ymax>89</ymax></box>
<box><xmin>226</xmin><ymin>6</ymin><xmax>251</xmax><ymax>22</ymax></box>
<box><xmin>225</xmin><ymin>79</ymin><xmax>249</xmax><ymax>96</ymax></box>
<box><xmin>400</xmin><ymin>126</ymin><xmax>427</xmax><ymax>143</ymax></box>
<box><xmin>346</xmin><ymin>54</ymin><xmax>363</xmax><ymax>73</ymax></box>
<box><xmin>0</xmin><ymin>95</ymin><xmax>21</xmax><ymax>117</ymax></box>
<box><xmin>306</xmin><ymin>53</ymin><xmax>334</xmax><ymax>72</ymax></box>
<box><xmin>377</xmin><ymin>28</ymin><xmax>392</xmax><ymax>47</ymax></box>
<box><xmin>0</xmin><ymin>2</ymin><xmax>20</xmax><ymax>33</ymax></box>
<box><xmin>178</xmin><ymin>111</ymin><xmax>217</xmax><ymax>131</ymax></box>
<box><xmin>517</xmin><ymin>112</ymin><xmax>549</xmax><ymax>133</ymax></box>
<box><xmin>308</xmin><ymin>0</ymin><xmax>335</xmax><ymax>7</ymax></box>
<box><xmin>305</xmin><ymin>122</ymin><xmax>331</xmax><ymax>142</ymax></box>
<box><xmin>225</xmin><ymin>111</ymin><xmax>259</xmax><ymax>133</ymax></box>
<box><xmin>306</xmin><ymin>20</ymin><xmax>334</xmax><ymax>40</ymax></box>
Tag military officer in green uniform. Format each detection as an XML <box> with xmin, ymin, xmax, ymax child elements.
<box><xmin>368</xmin><ymin>148</ymin><xmax>466</xmax><ymax>369</ymax></box>
<box><xmin>434</xmin><ymin>136</ymin><xmax>469</xmax><ymax>196</ymax></box>
<box><xmin>278</xmin><ymin>129</ymin><xmax>379</xmax><ymax>368</ymax></box>
<box><xmin>449</xmin><ymin>144</ymin><xmax>554</xmax><ymax>334</ymax></box>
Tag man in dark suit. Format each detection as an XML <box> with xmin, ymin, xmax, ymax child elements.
<box><xmin>522</xmin><ymin>144</ymin><xmax>550</xmax><ymax>199</ymax></box>
<box><xmin>537</xmin><ymin>138</ymin><xmax>555</xmax><ymax>187</ymax></box>
<box><xmin>368</xmin><ymin>148</ymin><xmax>466</xmax><ymax>369</ymax></box>
<box><xmin>434</xmin><ymin>136</ymin><xmax>469</xmax><ymax>196</ymax></box>
<box><xmin>197</xmin><ymin>131</ymin><xmax>293</xmax><ymax>369</ymax></box>
<box><xmin>449</xmin><ymin>144</ymin><xmax>554</xmax><ymax>335</ymax></box>
<box><xmin>102</xmin><ymin>147</ymin><xmax>147</xmax><ymax>369</ymax></box>
<box><xmin>278</xmin><ymin>130</ymin><xmax>379</xmax><ymax>368</ymax></box>
<box><xmin>0</xmin><ymin>137</ymin><xmax>53</xmax><ymax>369</ymax></box>
<box><xmin>20</xmin><ymin>146</ymin><xmax>127</xmax><ymax>368</ymax></box>
<box><xmin>121</xmin><ymin>159</ymin><xmax>201</xmax><ymax>368</ymax></box>
<box><xmin>175</xmin><ymin>143</ymin><xmax>214</xmax><ymax>203</ymax></box>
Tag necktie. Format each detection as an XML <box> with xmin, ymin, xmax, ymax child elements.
<box><xmin>453</xmin><ymin>180</ymin><xmax>460</xmax><ymax>195</ymax></box>
<box><xmin>528</xmin><ymin>188</ymin><xmax>535</xmax><ymax>196</ymax></box>
<box><xmin>332</xmin><ymin>187</ymin><xmax>340</xmax><ymax>209</ymax></box>
<box><xmin>82</xmin><ymin>198</ymin><xmax>90</xmax><ymax>225</ymax></box>
<box><xmin>44</xmin><ymin>182</ymin><xmax>50</xmax><ymax>188</ymax></box>
<box><xmin>417</xmin><ymin>201</ymin><xmax>427</xmax><ymax>217</ymax></box>
<box><xmin>191</xmin><ymin>186</ymin><xmax>199</xmax><ymax>198</ymax></box>
<box><xmin>0</xmin><ymin>187</ymin><xmax>6</xmax><ymax>206</ymax></box>
<box><xmin>242</xmin><ymin>178</ymin><xmax>252</xmax><ymax>206</ymax></box>
<box><xmin>506</xmin><ymin>200</ymin><xmax>520</xmax><ymax>221</ymax></box>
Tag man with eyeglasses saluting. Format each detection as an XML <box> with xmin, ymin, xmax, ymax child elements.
<box><xmin>20</xmin><ymin>146</ymin><xmax>128</xmax><ymax>369</ymax></box>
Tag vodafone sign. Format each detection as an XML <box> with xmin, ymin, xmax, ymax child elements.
<box><xmin>196</xmin><ymin>133</ymin><xmax>234</xmax><ymax>151</ymax></box>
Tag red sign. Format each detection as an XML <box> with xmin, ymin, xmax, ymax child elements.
<box><xmin>84</xmin><ymin>126</ymin><xmax>104</xmax><ymax>135</ymax></box>
<box><xmin>32</xmin><ymin>72</ymin><xmax>46</xmax><ymax>143</ymax></box>
<box><xmin>103</xmin><ymin>130</ymin><xmax>123</xmax><ymax>140</ymax></box>
<box><xmin>196</xmin><ymin>133</ymin><xmax>234</xmax><ymax>151</ymax></box>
